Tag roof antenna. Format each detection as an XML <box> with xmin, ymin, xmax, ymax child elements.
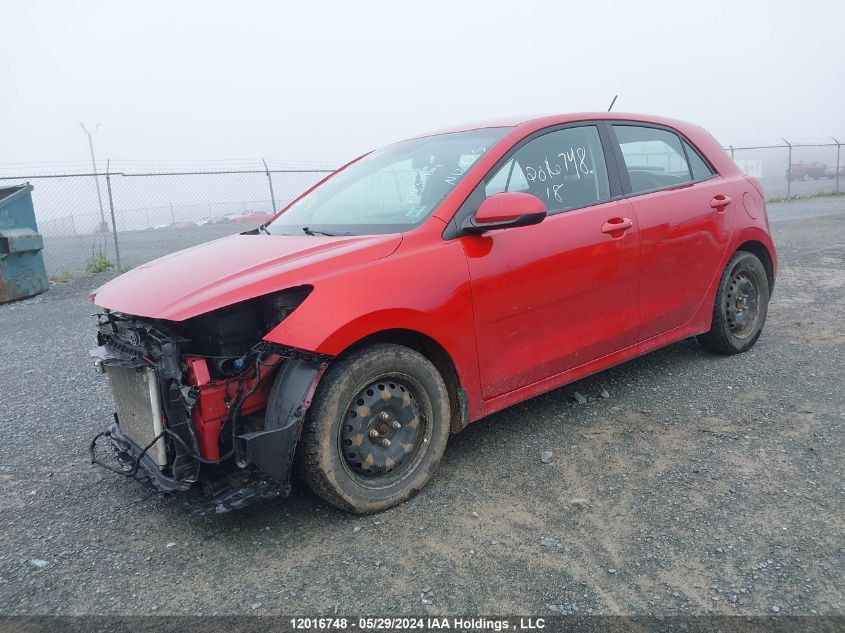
<box><xmin>607</xmin><ymin>95</ymin><xmax>618</xmax><ymax>112</ymax></box>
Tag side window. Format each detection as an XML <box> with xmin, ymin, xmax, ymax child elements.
<box><xmin>613</xmin><ymin>125</ymin><xmax>693</xmax><ymax>194</ymax></box>
<box><xmin>682</xmin><ymin>140</ymin><xmax>715</xmax><ymax>181</ymax></box>
<box><xmin>485</xmin><ymin>158</ymin><xmax>529</xmax><ymax>196</ymax></box>
<box><xmin>484</xmin><ymin>126</ymin><xmax>610</xmax><ymax>213</ymax></box>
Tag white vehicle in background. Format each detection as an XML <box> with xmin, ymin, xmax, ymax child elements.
<box><xmin>734</xmin><ymin>159</ymin><xmax>762</xmax><ymax>179</ymax></box>
<box><xmin>824</xmin><ymin>163</ymin><xmax>845</xmax><ymax>179</ymax></box>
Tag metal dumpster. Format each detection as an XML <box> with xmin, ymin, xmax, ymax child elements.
<box><xmin>0</xmin><ymin>184</ymin><xmax>49</xmax><ymax>303</ymax></box>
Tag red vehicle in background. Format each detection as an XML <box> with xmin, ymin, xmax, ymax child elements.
<box><xmin>786</xmin><ymin>161</ymin><xmax>827</xmax><ymax>181</ymax></box>
<box><xmin>227</xmin><ymin>210</ymin><xmax>273</xmax><ymax>224</ymax></box>
<box><xmin>90</xmin><ymin>113</ymin><xmax>777</xmax><ymax>513</ymax></box>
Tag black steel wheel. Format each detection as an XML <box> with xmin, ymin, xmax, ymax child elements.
<box><xmin>297</xmin><ymin>344</ymin><xmax>450</xmax><ymax>513</ymax></box>
<box><xmin>725</xmin><ymin>269</ymin><xmax>762</xmax><ymax>339</ymax></box>
<box><xmin>339</xmin><ymin>378</ymin><xmax>429</xmax><ymax>486</ymax></box>
<box><xmin>698</xmin><ymin>250</ymin><xmax>770</xmax><ymax>355</ymax></box>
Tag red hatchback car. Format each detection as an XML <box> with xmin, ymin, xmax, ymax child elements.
<box><xmin>90</xmin><ymin>113</ymin><xmax>776</xmax><ymax>513</ymax></box>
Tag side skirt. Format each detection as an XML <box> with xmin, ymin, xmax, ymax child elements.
<box><xmin>480</xmin><ymin>321</ymin><xmax>707</xmax><ymax>419</ymax></box>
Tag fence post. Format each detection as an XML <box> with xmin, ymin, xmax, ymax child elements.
<box><xmin>783</xmin><ymin>138</ymin><xmax>792</xmax><ymax>198</ymax></box>
<box><xmin>105</xmin><ymin>159</ymin><xmax>122</xmax><ymax>273</ymax></box>
<box><xmin>729</xmin><ymin>145</ymin><xmax>734</xmax><ymax>159</ymax></box>
<box><xmin>262</xmin><ymin>158</ymin><xmax>277</xmax><ymax>213</ymax></box>
<box><xmin>834</xmin><ymin>137</ymin><xmax>841</xmax><ymax>194</ymax></box>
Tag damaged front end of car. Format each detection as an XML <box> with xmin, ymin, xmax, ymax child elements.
<box><xmin>89</xmin><ymin>286</ymin><xmax>330</xmax><ymax>514</ymax></box>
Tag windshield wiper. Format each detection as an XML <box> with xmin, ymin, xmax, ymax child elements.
<box><xmin>302</xmin><ymin>226</ymin><xmax>338</xmax><ymax>237</ymax></box>
<box><xmin>259</xmin><ymin>223</ymin><xmax>271</xmax><ymax>235</ymax></box>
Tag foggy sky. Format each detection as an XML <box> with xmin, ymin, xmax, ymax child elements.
<box><xmin>1</xmin><ymin>0</ymin><xmax>843</xmax><ymax>171</ymax></box>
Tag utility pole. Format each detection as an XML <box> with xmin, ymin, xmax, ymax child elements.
<box><xmin>79</xmin><ymin>122</ymin><xmax>109</xmax><ymax>233</ymax></box>
<box><xmin>783</xmin><ymin>138</ymin><xmax>792</xmax><ymax>199</ymax></box>
<box><xmin>262</xmin><ymin>158</ymin><xmax>277</xmax><ymax>213</ymax></box>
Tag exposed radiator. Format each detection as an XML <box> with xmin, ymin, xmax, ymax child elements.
<box><xmin>105</xmin><ymin>364</ymin><xmax>167</xmax><ymax>467</ymax></box>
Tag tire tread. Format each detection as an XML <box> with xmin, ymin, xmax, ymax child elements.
<box><xmin>296</xmin><ymin>344</ymin><xmax>449</xmax><ymax>513</ymax></box>
<box><xmin>697</xmin><ymin>250</ymin><xmax>769</xmax><ymax>355</ymax></box>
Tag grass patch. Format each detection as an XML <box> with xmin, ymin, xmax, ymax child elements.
<box><xmin>85</xmin><ymin>245</ymin><xmax>115</xmax><ymax>274</ymax></box>
<box><xmin>767</xmin><ymin>190</ymin><xmax>844</xmax><ymax>203</ymax></box>
<box><xmin>49</xmin><ymin>269</ymin><xmax>73</xmax><ymax>283</ymax></box>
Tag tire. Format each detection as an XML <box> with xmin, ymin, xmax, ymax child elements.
<box><xmin>297</xmin><ymin>343</ymin><xmax>450</xmax><ymax>513</ymax></box>
<box><xmin>697</xmin><ymin>250</ymin><xmax>770</xmax><ymax>355</ymax></box>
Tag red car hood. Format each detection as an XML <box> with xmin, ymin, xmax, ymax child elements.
<box><xmin>90</xmin><ymin>233</ymin><xmax>402</xmax><ymax>321</ymax></box>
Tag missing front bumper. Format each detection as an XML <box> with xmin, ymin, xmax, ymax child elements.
<box><xmin>92</xmin><ymin>422</ymin><xmax>192</xmax><ymax>492</ymax></box>
<box><xmin>91</xmin><ymin>422</ymin><xmax>283</xmax><ymax>514</ymax></box>
<box><xmin>89</xmin><ymin>313</ymin><xmax>329</xmax><ymax>513</ymax></box>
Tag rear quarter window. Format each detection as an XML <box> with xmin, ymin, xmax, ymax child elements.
<box><xmin>682</xmin><ymin>139</ymin><xmax>715</xmax><ymax>181</ymax></box>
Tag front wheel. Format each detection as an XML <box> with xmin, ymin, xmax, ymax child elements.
<box><xmin>697</xmin><ymin>250</ymin><xmax>770</xmax><ymax>355</ymax></box>
<box><xmin>297</xmin><ymin>344</ymin><xmax>450</xmax><ymax>513</ymax></box>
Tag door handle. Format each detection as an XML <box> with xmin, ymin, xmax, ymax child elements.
<box><xmin>601</xmin><ymin>217</ymin><xmax>634</xmax><ymax>235</ymax></box>
<box><xmin>710</xmin><ymin>194</ymin><xmax>732</xmax><ymax>210</ymax></box>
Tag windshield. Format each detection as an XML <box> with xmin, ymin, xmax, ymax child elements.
<box><xmin>267</xmin><ymin>128</ymin><xmax>510</xmax><ymax>236</ymax></box>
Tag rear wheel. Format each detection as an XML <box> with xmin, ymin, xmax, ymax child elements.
<box><xmin>297</xmin><ymin>344</ymin><xmax>450</xmax><ymax>513</ymax></box>
<box><xmin>697</xmin><ymin>250</ymin><xmax>770</xmax><ymax>355</ymax></box>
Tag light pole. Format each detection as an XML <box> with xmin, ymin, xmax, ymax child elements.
<box><xmin>79</xmin><ymin>122</ymin><xmax>109</xmax><ymax>233</ymax></box>
<box><xmin>783</xmin><ymin>138</ymin><xmax>792</xmax><ymax>199</ymax></box>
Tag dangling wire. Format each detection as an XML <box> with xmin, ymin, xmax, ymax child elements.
<box><xmin>91</xmin><ymin>351</ymin><xmax>274</xmax><ymax>482</ymax></box>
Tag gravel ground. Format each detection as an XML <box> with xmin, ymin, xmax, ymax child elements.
<box><xmin>0</xmin><ymin>198</ymin><xmax>843</xmax><ymax>616</ymax></box>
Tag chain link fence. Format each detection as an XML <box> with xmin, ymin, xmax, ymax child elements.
<box><xmin>0</xmin><ymin>167</ymin><xmax>331</xmax><ymax>277</ymax></box>
<box><xmin>0</xmin><ymin>139</ymin><xmax>841</xmax><ymax>278</ymax></box>
<box><xmin>727</xmin><ymin>139</ymin><xmax>842</xmax><ymax>199</ymax></box>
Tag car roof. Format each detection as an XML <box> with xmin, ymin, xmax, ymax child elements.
<box><xmin>419</xmin><ymin>112</ymin><xmax>701</xmax><ymax>137</ymax></box>
<box><xmin>408</xmin><ymin>111</ymin><xmax>739</xmax><ymax>184</ymax></box>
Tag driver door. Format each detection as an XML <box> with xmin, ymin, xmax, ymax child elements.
<box><xmin>458</xmin><ymin>124</ymin><xmax>641</xmax><ymax>400</ymax></box>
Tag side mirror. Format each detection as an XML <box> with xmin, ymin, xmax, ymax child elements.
<box><xmin>462</xmin><ymin>192</ymin><xmax>547</xmax><ymax>234</ymax></box>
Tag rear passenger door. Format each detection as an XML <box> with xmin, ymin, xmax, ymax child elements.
<box><xmin>609</xmin><ymin>123</ymin><xmax>736</xmax><ymax>341</ymax></box>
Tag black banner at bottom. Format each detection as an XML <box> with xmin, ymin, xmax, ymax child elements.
<box><xmin>0</xmin><ymin>616</ymin><xmax>843</xmax><ymax>633</ymax></box>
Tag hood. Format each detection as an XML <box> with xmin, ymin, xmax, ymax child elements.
<box><xmin>90</xmin><ymin>233</ymin><xmax>402</xmax><ymax>321</ymax></box>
